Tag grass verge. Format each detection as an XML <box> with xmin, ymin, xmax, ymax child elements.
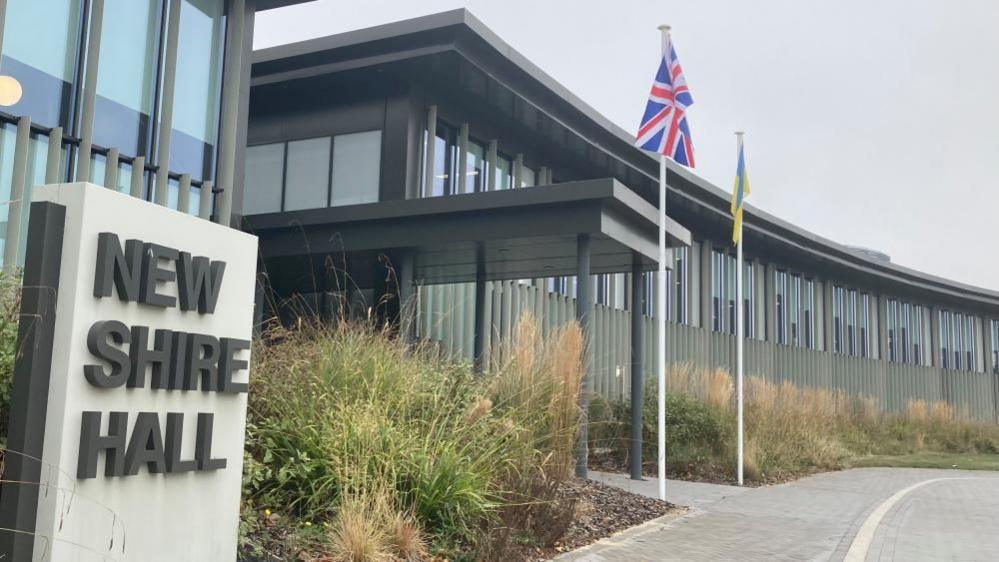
<box><xmin>589</xmin><ymin>364</ymin><xmax>999</xmax><ymax>483</ymax></box>
<box><xmin>849</xmin><ymin>452</ymin><xmax>999</xmax><ymax>471</ymax></box>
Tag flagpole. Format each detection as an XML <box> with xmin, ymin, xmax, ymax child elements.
<box><xmin>735</xmin><ymin>131</ymin><xmax>745</xmax><ymax>487</ymax></box>
<box><xmin>656</xmin><ymin>23</ymin><xmax>670</xmax><ymax>502</ymax></box>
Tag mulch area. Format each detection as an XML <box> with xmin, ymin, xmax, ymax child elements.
<box><xmin>524</xmin><ymin>477</ymin><xmax>683</xmax><ymax>561</ymax></box>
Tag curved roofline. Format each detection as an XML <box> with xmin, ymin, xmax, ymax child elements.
<box><xmin>252</xmin><ymin>9</ymin><xmax>999</xmax><ymax>308</ymax></box>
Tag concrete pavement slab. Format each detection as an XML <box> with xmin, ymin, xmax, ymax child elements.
<box><xmin>560</xmin><ymin>468</ymin><xmax>999</xmax><ymax>562</ymax></box>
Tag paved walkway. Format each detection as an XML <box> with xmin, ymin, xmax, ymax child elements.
<box><xmin>559</xmin><ymin>468</ymin><xmax>999</xmax><ymax>561</ymax></box>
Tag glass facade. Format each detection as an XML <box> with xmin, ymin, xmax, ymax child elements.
<box><xmin>711</xmin><ymin>249</ymin><xmax>751</xmax><ymax>337</ymax></box>
<box><xmin>886</xmin><ymin>298</ymin><xmax>926</xmax><ymax>365</ymax></box>
<box><xmin>242</xmin><ymin>132</ymin><xmax>383</xmax><ymax>215</ymax></box>
<box><xmin>775</xmin><ymin>270</ymin><xmax>813</xmax><ymax>348</ymax></box>
<box><xmin>169</xmin><ymin>0</ymin><xmax>225</xmax><ymax>181</ymax></box>
<box><xmin>94</xmin><ymin>0</ymin><xmax>161</xmax><ymax>156</ymax></box>
<box><xmin>0</xmin><ymin>0</ymin><xmax>232</xmax><ymax>263</ymax></box>
<box><xmin>1</xmin><ymin>0</ymin><xmax>84</xmax><ymax>129</ymax></box>
<box><xmin>331</xmin><ymin>130</ymin><xmax>381</xmax><ymax>206</ymax></box>
<box><xmin>939</xmin><ymin>309</ymin><xmax>979</xmax><ymax>372</ymax></box>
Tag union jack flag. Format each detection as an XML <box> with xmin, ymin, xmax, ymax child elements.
<box><xmin>635</xmin><ymin>33</ymin><xmax>695</xmax><ymax>167</ymax></box>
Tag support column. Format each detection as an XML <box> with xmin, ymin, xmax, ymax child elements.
<box><xmin>699</xmin><ymin>240</ymin><xmax>712</xmax><ymax>330</ymax></box>
<box><xmin>399</xmin><ymin>249</ymin><xmax>416</xmax><ymax>344</ymax></box>
<box><xmin>539</xmin><ymin>166</ymin><xmax>549</xmax><ymax>186</ymax></box>
<box><xmin>177</xmin><ymin>174</ymin><xmax>191</xmax><ymax>214</ymax></box>
<box><xmin>930</xmin><ymin>306</ymin><xmax>941</xmax><ymax>368</ymax></box>
<box><xmin>130</xmin><ymin>156</ymin><xmax>145</xmax><ymax>198</ymax></box>
<box><xmin>422</xmin><ymin>105</ymin><xmax>437</xmax><ymax>197</ymax></box>
<box><xmin>764</xmin><ymin>262</ymin><xmax>776</xmax><ymax>342</ymax></box>
<box><xmin>823</xmin><ymin>281</ymin><xmax>834</xmax><ymax>353</ymax></box>
<box><xmin>877</xmin><ymin>294</ymin><xmax>889</xmax><ymax>361</ymax></box>
<box><xmin>104</xmin><ymin>148</ymin><xmax>119</xmax><ymax>189</ymax></box>
<box><xmin>575</xmin><ymin>234</ymin><xmax>592</xmax><ymax>479</ymax></box>
<box><xmin>199</xmin><ymin>180</ymin><xmax>214</xmax><ymax>220</ymax></box>
<box><xmin>216</xmin><ymin>0</ymin><xmax>246</xmax><ymax>225</ymax></box>
<box><xmin>44</xmin><ymin>127</ymin><xmax>63</xmax><ymax>184</ymax></box>
<box><xmin>3</xmin><ymin>117</ymin><xmax>30</xmax><ymax>271</ymax></box>
<box><xmin>473</xmin><ymin>243</ymin><xmax>487</xmax><ymax>373</ymax></box>
<box><xmin>629</xmin><ymin>255</ymin><xmax>645</xmax><ymax>480</ymax></box>
<box><xmin>486</xmin><ymin>140</ymin><xmax>497</xmax><ymax>191</ymax></box>
<box><xmin>513</xmin><ymin>153</ymin><xmax>523</xmax><ymax>188</ymax></box>
<box><xmin>153</xmin><ymin>0</ymin><xmax>182</xmax><ymax>205</ymax></box>
<box><xmin>456</xmin><ymin>124</ymin><xmax>469</xmax><ymax>194</ymax></box>
<box><xmin>75</xmin><ymin>0</ymin><xmax>104</xmax><ymax>182</ymax></box>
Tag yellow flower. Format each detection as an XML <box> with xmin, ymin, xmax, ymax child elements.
<box><xmin>263</xmin><ymin>509</ymin><xmax>272</xmax><ymax>517</ymax></box>
<box><xmin>304</xmin><ymin>521</ymin><xmax>312</xmax><ymax>527</ymax></box>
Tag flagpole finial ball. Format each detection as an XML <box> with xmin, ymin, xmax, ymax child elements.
<box><xmin>657</xmin><ymin>24</ymin><xmax>671</xmax><ymax>31</ymax></box>
<box><xmin>735</xmin><ymin>131</ymin><xmax>745</xmax><ymax>136</ymax></box>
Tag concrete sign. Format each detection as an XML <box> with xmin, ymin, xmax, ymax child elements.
<box><xmin>0</xmin><ymin>183</ymin><xmax>258</xmax><ymax>560</ymax></box>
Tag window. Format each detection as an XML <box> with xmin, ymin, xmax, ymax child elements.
<box><xmin>465</xmin><ymin>138</ymin><xmax>486</xmax><ymax>193</ymax></box>
<box><xmin>284</xmin><ymin>137</ymin><xmax>330</xmax><ymax>211</ymax></box>
<box><xmin>887</xmin><ymin>299</ymin><xmax>897</xmax><ymax>362</ymax></box>
<box><xmin>169</xmin><ymin>0</ymin><xmax>226</xmax><ymax>180</ymax></box>
<box><xmin>94</xmin><ymin>0</ymin><xmax>162</xmax><ymax>157</ymax></box>
<box><xmin>520</xmin><ymin>166</ymin><xmax>536</xmax><ymax>188</ymax></box>
<box><xmin>674</xmin><ymin>247</ymin><xmax>688</xmax><ymax>324</ymax></box>
<box><xmin>803</xmin><ymin>280</ymin><xmax>815</xmax><ymax>349</ymax></box>
<box><xmin>912</xmin><ymin>305</ymin><xmax>924</xmax><ymax>364</ymax></box>
<box><xmin>242</xmin><ymin>143</ymin><xmax>284</xmax><ymax>214</ymax></box>
<box><xmin>712</xmin><ymin>250</ymin><xmax>737</xmax><ymax>334</ymax></box>
<box><xmin>426</xmin><ymin>120</ymin><xmax>457</xmax><ymax>197</ymax></box>
<box><xmin>743</xmin><ymin>260</ymin><xmax>755</xmax><ymax>338</ymax></box>
<box><xmin>940</xmin><ymin>310</ymin><xmax>951</xmax><ymax>369</ymax></box>
<box><xmin>938</xmin><ymin>309</ymin><xmax>978</xmax><ymax>372</ymax></box>
<box><xmin>859</xmin><ymin>294</ymin><xmax>870</xmax><ymax>358</ymax></box>
<box><xmin>775</xmin><ymin>270</ymin><xmax>787</xmax><ymax>345</ymax></box>
<box><xmin>991</xmin><ymin>320</ymin><xmax>999</xmax><ymax>375</ymax></box>
<box><xmin>846</xmin><ymin>290</ymin><xmax>857</xmax><ymax>356</ymax></box>
<box><xmin>331</xmin><ymin>130</ymin><xmax>381</xmax><ymax>206</ymax></box>
<box><xmin>494</xmin><ymin>152</ymin><xmax>512</xmax><ymax>190</ymax></box>
<box><xmin>833</xmin><ymin>286</ymin><xmax>844</xmax><ymax>354</ymax></box>
<box><xmin>548</xmin><ymin>276</ymin><xmax>575</xmax><ymax>298</ymax></box>
<box><xmin>789</xmin><ymin>274</ymin><xmax>800</xmax><ymax>346</ymax></box>
<box><xmin>1</xmin><ymin>0</ymin><xmax>84</xmax><ymax>128</ymax></box>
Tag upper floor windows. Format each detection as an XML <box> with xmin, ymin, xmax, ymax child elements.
<box><xmin>886</xmin><ymin>299</ymin><xmax>926</xmax><ymax>366</ymax></box>
<box><xmin>1</xmin><ymin>0</ymin><xmax>84</xmax><ymax>128</ymax></box>
<box><xmin>712</xmin><ymin>249</ymin><xmax>753</xmax><ymax>337</ymax></box>
<box><xmin>939</xmin><ymin>310</ymin><xmax>979</xmax><ymax>372</ymax></box>
<box><xmin>831</xmin><ymin>286</ymin><xmax>871</xmax><ymax>358</ymax></box>
<box><xmin>243</xmin><ymin>130</ymin><xmax>382</xmax><ymax>215</ymax></box>
<box><xmin>421</xmin><ymin>117</ymin><xmax>537</xmax><ymax>197</ymax></box>
<box><xmin>775</xmin><ymin>270</ymin><xmax>813</xmax><ymax>349</ymax></box>
<box><xmin>1</xmin><ymin>0</ymin><xmax>226</xmax><ymax>181</ymax></box>
<box><xmin>991</xmin><ymin>320</ymin><xmax>999</xmax><ymax>375</ymax></box>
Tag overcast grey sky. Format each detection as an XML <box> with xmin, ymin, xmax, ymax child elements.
<box><xmin>255</xmin><ymin>0</ymin><xmax>999</xmax><ymax>290</ymax></box>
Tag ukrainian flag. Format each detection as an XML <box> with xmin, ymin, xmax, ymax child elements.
<box><xmin>731</xmin><ymin>136</ymin><xmax>751</xmax><ymax>244</ymax></box>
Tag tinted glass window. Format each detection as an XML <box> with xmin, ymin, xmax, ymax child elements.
<box><xmin>243</xmin><ymin>143</ymin><xmax>284</xmax><ymax>214</ymax></box>
<box><xmin>169</xmin><ymin>0</ymin><xmax>225</xmax><ymax>180</ymax></box>
<box><xmin>1</xmin><ymin>0</ymin><xmax>83</xmax><ymax>128</ymax></box>
<box><xmin>94</xmin><ymin>0</ymin><xmax>161</xmax><ymax>156</ymax></box>
<box><xmin>284</xmin><ymin>137</ymin><xmax>330</xmax><ymax>211</ymax></box>
<box><xmin>331</xmin><ymin>130</ymin><xmax>381</xmax><ymax>206</ymax></box>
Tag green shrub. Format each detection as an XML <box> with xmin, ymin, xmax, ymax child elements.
<box><xmin>243</xmin><ymin>317</ymin><xmax>584</xmax><ymax>559</ymax></box>
<box><xmin>0</xmin><ymin>273</ymin><xmax>20</xmax><ymax>448</ymax></box>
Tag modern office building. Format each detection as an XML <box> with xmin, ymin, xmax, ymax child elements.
<box><xmin>243</xmin><ymin>9</ymin><xmax>999</xmax><ymax>422</ymax></box>
<box><xmin>0</xmin><ymin>0</ymin><xmax>312</xmax><ymax>264</ymax></box>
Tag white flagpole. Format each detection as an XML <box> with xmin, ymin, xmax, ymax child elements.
<box><xmin>656</xmin><ymin>23</ymin><xmax>670</xmax><ymax>502</ymax></box>
<box><xmin>735</xmin><ymin>131</ymin><xmax>745</xmax><ymax>486</ymax></box>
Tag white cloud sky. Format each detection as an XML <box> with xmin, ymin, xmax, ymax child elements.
<box><xmin>256</xmin><ymin>0</ymin><xmax>999</xmax><ymax>290</ymax></box>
